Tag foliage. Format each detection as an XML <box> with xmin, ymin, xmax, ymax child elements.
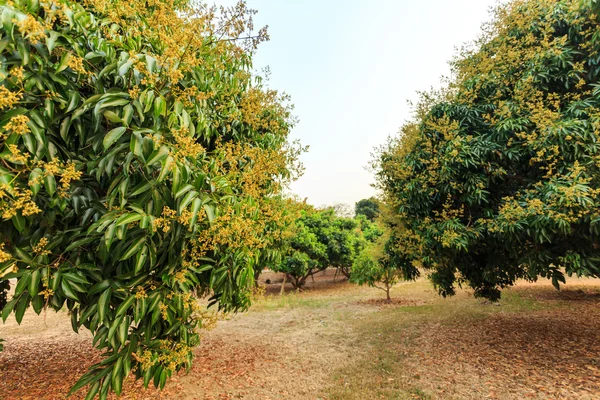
<box><xmin>376</xmin><ymin>0</ymin><xmax>600</xmax><ymax>300</ymax></box>
<box><xmin>354</xmin><ymin>197</ymin><xmax>380</xmax><ymax>221</ymax></box>
<box><xmin>0</xmin><ymin>0</ymin><xmax>300</xmax><ymax>398</ymax></box>
<box><xmin>274</xmin><ymin>207</ymin><xmax>365</xmax><ymax>288</ymax></box>
<box><xmin>356</xmin><ymin>214</ymin><xmax>385</xmax><ymax>243</ymax></box>
<box><xmin>252</xmin><ymin>196</ymin><xmax>302</xmax><ymax>282</ymax></box>
<box><xmin>350</xmin><ymin>206</ymin><xmax>413</xmax><ymax>301</ymax></box>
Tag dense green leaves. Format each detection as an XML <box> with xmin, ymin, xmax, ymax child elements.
<box><xmin>376</xmin><ymin>0</ymin><xmax>600</xmax><ymax>300</ymax></box>
<box><xmin>274</xmin><ymin>207</ymin><xmax>372</xmax><ymax>288</ymax></box>
<box><xmin>0</xmin><ymin>0</ymin><xmax>296</xmax><ymax>398</ymax></box>
<box><xmin>355</xmin><ymin>197</ymin><xmax>380</xmax><ymax>222</ymax></box>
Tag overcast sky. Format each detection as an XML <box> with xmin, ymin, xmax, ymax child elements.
<box><xmin>216</xmin><ymin>0</ymin><xmax>500</xmax><ymax>207</ymax></box>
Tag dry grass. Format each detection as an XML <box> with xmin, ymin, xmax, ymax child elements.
<box><xmin>1</xmin><ymin>271</ymin><xmax>600</xmax><ymax>399</ymax></box>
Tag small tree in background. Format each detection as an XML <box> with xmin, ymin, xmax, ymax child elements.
<box><xmin>351</xmin><ymin>233</ymin><xmax>398</xmax><ymax>302</ymax></box>
<box><xmin>275</xmin><ymin>208</ymin><xmax>328</xmax><ymax>289</ymax></box>
<box><xmin>355</xmin><ymin>197</ymin><xmax>380</xmax><ymax>221</ymax></box>
<box><xmin>351</xmin><ymin>201</ymin><xmax>420</xmax><ymax>301</ymax></box>
<box><xmin>273</xmin><ymin>206</ymin><xmax>366</xmax><ymax>289</ymax></box>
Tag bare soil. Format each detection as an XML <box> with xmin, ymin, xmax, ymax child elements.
<box><xmin>1</xmin><ymin>272</ymin><xmax>599</xmax><ymax>400</ymax></box>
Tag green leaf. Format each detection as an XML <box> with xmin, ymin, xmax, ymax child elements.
<box><xmin>89</xmin><ymin>280</ymin><xmax>111</xmax><ymax>296</ymax></box>
<box><xmin>115</xmin><ymin>295</ymin><xmax>135</xmax><ymax>318</ymax></box>
<box><xmin>11</xmin><ymin>213</ymin><xmax>26</xmax><ymax>233</ymax></box>
<box><xmin>98</xmin><ymin>288</ymin><xmax>112</xmax><ymax>323</ymax></box>
<box><xmin>179</xmin><ymin>190</ymin><xmax>197</xmax><ymax>212</ymax></box>
<box><xmin>118</xmin><ymin>59</ymin><xmax>135</xmax><ymax>76</ymax></box>
<box><xmin>153</xmin><ymin>97</ymin><xmax>166</xmax><ymax>119</ymax></box>
<box><xmin>65</xmin><ymin>236</ymin><xmax>97</xmax><ymax>252</ymax></box>
<box><xmin>104</xmin><ymin>223</ymin><xmax>117</xmax><ymax>250</ymax></box>
<box><xmin>103</xmin><ymin>110</ymin><xmax>122</xmax><ymax>124</ymax></box>
<box><xmin>203</xmin><ymin>204</ymin><xmax>216</xmax><ymax>223</ymax></box>
<box><xmin>15</xmin><ymin>294</ymin><xmax>30</xmax><ymax>324</ymax></box>
<box><xmin>120</xmin><ymin>237</ymin><xmax>146</xmax><ymax>261</ymax></box>
<box><xmin>174</xmin><ymin>184</ymin><xmax>194</xmax><ymax>199</ymax></box>
<box><xmin>61</xmin><ymin>279</ymin><xmax>79</xmax><ymax>301</ymax></box>
<box><xmin>29</xmin><ymin>168</ymin><xmax>42</xmax><ymax>196</ymax></box>
<box><xmin>56</xmin><ymin>52</ymin><xmax>72</xmax><ymax>73</ymax></box>
<box><xmin>62</xmin><ymin>272</ymin><xmax>91</xmax><ymax>285</ymax></box>
<box><xmin>103</xmin><ymin>127</ymin><xmax>127</xmax><ymax>150</ymax></box>
<box><xmin>108</xmin><ymin>314</ymin><xmax>125</xmax><ymax>341</ymax></box>
<box><xmin>14</xmin><ymin>272</ymin><xmax>31</xmax><ymax>297</ymax></box>
<box><xmin>145</xmin><ymin>146</ymin><xmax>169</xmax><ymax>166</ymax></box>
<box><xmin>112</xmin><ymin>356</ymin><xmax>124</xmax><ymax>395</ymax></box>
<box><xmin>44</xmin><ymin>174</ymin><xmax>56</xmax><ymax>197</ymax></box>
<box><xmin>84</xmin><ymin>381</ymin><xmax>101</xmax><ymax>400</ymax></box>
<box><xmin>115</xmin><ymin>213</ymin><xmax>142</xmax><ymax>227</ymax></box>
<box><xmin>130</xmin><ymin>181</ymin><xmax>152</xmax><ymax>196</ymax></box>
<box><xmin>135</xmin><ymin>245</ymin><xmax>148</xmax><ymax>273</ymax></box>
<box><xmin>67</xmin><ymin>91</ymin><xmax>81</xmax><ymax>113</ymax></box>
<box><xmin>46</xmin><ymin>31</ymin><xmax>61</xmax><ymax>53</ymax></box>
<box><xmin>29</xmin><ymin>269</ymin><xmax>41</xmax><ymax>297</ymax></box>
<box><xmin>71</xmin><ymin>307</ymin><xmax>79</xmax><ymax>332</ymax></box>
<box><xmin>2</xmin><ymin>297</ymin><xmax>18</xmax><ymax>323</ymax></box>
<box><xmin>189</xmin><ymin>198</ymin><xmax>202</xmax><ymax>227</ymax></box>
<box><xmin>157</xmin><ymin>156</ymin><xmax>174</xmax><ymax>182</ymax></box>
<box><xmin>69</xmin><ymin>369</ymin><xmax>107</xmax><ymax>396</ymax></box>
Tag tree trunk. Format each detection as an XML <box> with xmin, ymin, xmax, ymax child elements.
<box><xmin>386</xmin><ymin>283</ymin><xmax>391</xmax><ymax>303</ymax></box>
<box><xmin>280</xmin><ymin>274</ymin><xmax>287</xmax><ymax>295</ymax></box>
<box><xmin>339</xmin><ymin>266</ymin><xmax>351</xmax><ymax>279</ymax></box>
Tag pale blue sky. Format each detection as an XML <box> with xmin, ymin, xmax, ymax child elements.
<box><xmin>216</xmin><ymin>0</ymin><xmax>500</xmax><ymax>207</ymax></box>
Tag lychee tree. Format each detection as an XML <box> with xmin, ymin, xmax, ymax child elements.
<box><xmin>376</xmin><ymin>0</ymin><xmax>600</xmax><ymax>300</ymax></box>
<box><xmin>0</xmin><ymin>0</ymin><xmax>299</xmax><ymax>398</ymax></box>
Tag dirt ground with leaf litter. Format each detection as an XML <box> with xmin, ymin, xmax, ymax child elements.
<box><xmin>1</xmin><ymin>270</ymin><xmax>599</xmax><ymax>400</ymax></box>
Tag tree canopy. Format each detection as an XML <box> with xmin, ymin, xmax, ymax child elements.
<box><xmin>0</xmin><ymin>0</ymin><xmax>300</xmax><ymax>398</ymax></box>
<box><xmin>355</xmin><ymin>197</ymin><xmax>380</xmax><ymax>221</ymax></box>
<box><xmin>376</xmin><ymin>0</ymin><xmax>600</xmax><ymax>300</ymax></box>
<box><xmin>274</xmin><ymin>206</ymin><xmax>367</xmax><ymax>288</ymax></box>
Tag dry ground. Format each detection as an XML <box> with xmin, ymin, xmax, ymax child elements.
<box><xmin>1</xmin><ymin>270</ymin><xmax>600</xmax><ymax>400</ymax></box>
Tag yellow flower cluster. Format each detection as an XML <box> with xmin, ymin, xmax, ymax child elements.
<box><xmin>24</xmin><ymin>160</ymin><xmax>82</xmax><ymax>198</ymax></box>
<box><xmin>0</xmin><ymin>243</ymin><xmax>11</xmax><ymax>263</ymax></box>
<box><xmin>39</xmin><ymin>287</ymin><xmax>54</xmax><ymax>301</ymax></box>
<box><xmin>32</xmin><ymin>237</ymin><xmax>51</xmax><ymax>256</ymax></box>
<box><xmin>67</xmin><ymin>55</ymin><xmax>89</xmax><ymax>75</ymax></box>
<box><xmin>237</xmin><ymin>88</ymin><xmax>293</xmax><ymax>137</ymax></box>
<box><xmin>174</xmin><ymin>270</ymin><xmax>187</xmax><ymax>283</ymax></box>
<box><xmin>135</xmin><ymin>286</ymin><xmax>147</xmax><ymax>299</ymax></box>
<box><xmin>3</xmin><ymin>115</ymin><xmax>31</xmax><ymax>135</ymax></box>
<box><xmin>159</xmin><ymin>303</ymin><xmax>169</xmax><ymax>320</ymax></box>
<box><xmin>57</xmin><ymin>161</ymin><xmax>82</xmax><ymax>197</ymax></box>
<box><xmin>0</xmin><ymin>184</ymin><xmax>41</xmax><ymax>219</ymax></box>
<box><xmin>6</xmin><ymin>144</ymin><xmax>28</xmax><ymax>164</ymax></box>
<box><xmin>10</xmin><ymin>66</ymin><xmax>24</xmax><ymax>82</ymax></box>
<box><xmin>128</xmin><ymin>85</ymin><xmax>140</xmax><ymax>100</ymax></box>
<box><xmin>15</xmin><ymin>14</ymin><xmax>46</xmax><ymax>43</ymax></box>
<box><xmin>0</xmin><ymin>87</ymin><xmax>23</xmax><ymax>110</ymax></box>
<box><xmin>152</xmin><ymin>206</ymin><xmax>177</xmax><ymax>233</ymax></box>
<box><xmin>191</xmin><ymin>204</ymin><xmax>264</xmax><ymax>257</ymax></box>
<box><xmin>171</xmin><ymin>127</ymin><xmax>205</xmax><ymax>160</ymax></box>
<box><xmin>134</xmin><ymin>341</ymin><xmax>192</xmax><ymax>373</ymax></box>
<box><xmin>173</xmin><ymin>86</ymin><xmax>212</xmax><ymax>108</ymax></box>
